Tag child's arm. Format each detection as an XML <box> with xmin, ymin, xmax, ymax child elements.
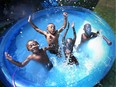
<box><xmin>5</xmin><ymin>52</ymin><xmax>31</xmax><ymax>67</ymax></box>
<box><xmin>28</xmin><ymin>16</ymin><xmax>47</xmax><ymax>36</ymax></box>
<box><xmin>62</xmin><ymin>22</ymin><xmax>70</xmax><ymax>44</ymax></box>
<box><xmin>90</xmin><ymin>31</ymin><xmax>99</xmax><ymax>38</ymax></box>
<box><xmin>72</xmin><ymin>22</ymin><xmax>77</xmax><ymax>44</ymax></box>
<box><xmin>58</xmin><ymin>12</ymin><xmax>68</xmax><ymax>33</ymax></box>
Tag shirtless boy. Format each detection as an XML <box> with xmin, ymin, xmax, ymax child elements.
<box><xmin>80</xmin><ymin>23</ymin><xmax>112</xmax><ymax>45</ymax></box>
<box><xmin>62</xmin><ymin>22</ymin><xmax>79</xmax><ymax>65</ymax></box>
<box><xmin>80</xmin><ymin>23</ymin><xmax>99</xmax><ymax>43</ymax></box>
<box><xmin>5</xmin><ymin>40</ymin><xmax>53</xmax><ymax>71</ymax></box>
<box><xmin>76</xmin><ymin>23</ymin><xmax>99</xmax><ymax>51</ymax></box>
<box><xmin>28</xmin><ymin>12</ymin><xmax>68</xmax><ymax>57</ymax></box>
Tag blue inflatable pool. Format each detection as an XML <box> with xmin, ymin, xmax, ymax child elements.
<box><xmin>0</xmin><ymin>6</ymin><xmax>115</xmax><ymax>87</ymax></box>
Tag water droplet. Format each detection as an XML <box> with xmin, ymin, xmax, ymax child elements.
<box><xmin>7</xmin><ymin>19</ymin><xmax>9</xmax><ymax>21</ymax></box>
<box><xmin>92</xmin><ymin>7</ymin><xmax>95</xmax><ymax>9</ymax></box>
<box><xmin>11</xmin><ymin>11</ymin><xmax>13</xmax><ymax>14</ymax></box>
<box><xmin>61</xmin><ymin>4</ymin><xmax>63</xmax><ymax>6</ymax></box>
<box><xmin>74</xmin><ymin>2</ymin><xmax>76</xmax><ymax>4</ymax></box>
<box><xmin>20</xmin><ymin>31</ymin><xmax>22</xmax><ymax>34</ymax></box>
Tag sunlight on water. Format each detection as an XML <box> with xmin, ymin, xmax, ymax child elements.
<box><xmin>0</xmin><ymin>6</ymin><xmax>115</xmax><ymax>87</ymax></box>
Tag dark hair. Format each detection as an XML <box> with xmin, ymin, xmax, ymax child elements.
<box><xmin>83</xmin><ymin>23</ymin><xmax>91</xmax><ymax>31</ymax></box>
<box><xmin>48</xmin><ymin>23</ymin><xmax>54</xmax><ymax>25</ymax></box>
<box><xmin>47</xmin><ymin>23</ymin><xmax>55</xmax><ymax>30</ymax></box>
<box><xmin>26</xmin><ymin>40</ymin><xmax>39</xmax><ymax>50</ymax></box>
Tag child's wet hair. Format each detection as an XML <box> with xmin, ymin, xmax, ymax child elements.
<box><xmin>47</xmin><ymin>23</ymin><xmax>55</xmax><ymax>30</ymax></box>
<box><xmin>48</xmin><ymin>23</ymin><xmax>54</xmax><ymax>25</ymax></box>
<box><xmin>83</xmin><ymin>23</ymin><xmax>91</xmax><ymax>31</ymax></box>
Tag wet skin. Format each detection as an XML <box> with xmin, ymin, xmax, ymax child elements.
<box><xmin>5</xmin><ymin>40</ymin><xmax>53</xmax><ymax>70</ymax></box>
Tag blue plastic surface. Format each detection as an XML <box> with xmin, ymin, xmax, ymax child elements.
<box><xmin>0</xmin><ymin>6</ymin><xmax>115</xmax><ymax>87</ymax></box>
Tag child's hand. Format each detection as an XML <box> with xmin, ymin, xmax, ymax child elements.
<box><xmin>63</xmin><ymin>12</ymin><xmax>68</xmax><ymax>18</ymax></box>
<box><xmin>5</xmin><ymin>52</ymin><xmax>12</xmax><ymax>61</ymax></box>
<box><xmin>97</xmin><ymin>30</ymin><xmax>102</xmax><ymax>36</ymax></box>
<box><xmin>71</xmin><ymin>22</ymin><xmax>74</xmax><ymax>28</ymax></box>
<box><xmin>28</xmin><ymin>15</ymin><xmax>31</xmax><ymax>22</ymax></box>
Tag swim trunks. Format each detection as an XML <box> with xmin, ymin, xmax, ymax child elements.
<box><xmin>45</xmin><ymin>61</ymin><xmax>53</xmax><ymax>71</ymax></box>
<box><xmin>67</xmin><ymin>54</ymin><xmax>79</xmax><ymax>65</ymax></box>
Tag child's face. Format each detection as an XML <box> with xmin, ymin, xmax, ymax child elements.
<box><xmin>27</xmin><ymin>41</ymin><xmax>39</xmax><ymax>53</ymax></box>
<box><xmin>66</xmin><ymin>38</ymin><xmax>73</xmax><ymax>48</ymax></box>
<box><xmin>47</xmin><ymin>24</ymin><xmax>56</xmax><ymax>34</ymax></box>
<box><xmin>84</xmin><ymin>24</ymin><xmax>92</xmax><ymax>36</ymax></box>
<box><xmin>65</xmin><ymin>38</ymin><xmax>73</xmax><ymax>54</ymax></box>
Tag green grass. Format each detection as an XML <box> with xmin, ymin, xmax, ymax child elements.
<box><xmin>94</xmin><ymin>0</ymin><xmax>115</xmax><ymax>34</ymax></box>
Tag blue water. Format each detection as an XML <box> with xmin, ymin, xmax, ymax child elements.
<box><xmin>0</xmin><ymin>6</ymin><xmax>115</xmax><ymax>87</ymax></box>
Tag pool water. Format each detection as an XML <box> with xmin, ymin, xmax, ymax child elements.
<box><xmin>0</xmin><ymin>6</ymin><xmax>115</xmax><ymax>87</ymax></box>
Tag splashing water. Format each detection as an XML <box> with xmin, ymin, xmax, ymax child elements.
<box><xmin>0</xmin><ymin>6</ymin><xmax>115</xmax><ymax>87</ymax></box>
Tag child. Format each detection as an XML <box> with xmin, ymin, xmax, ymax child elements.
<box><xmin>28</xmin><ymin>12</ymin><xmax>68</xmax><ymax>57</ymax></box>
<box><xmin>80</xmin><ymin>23</ymin><xmax>99</xmax><ymax>43</ymax></box>
<box><xmin>5</xmin><ymin>40</ymin><xmax>53</xmax><ymax>71</ymax></box>
<box><xmin>76</xmin><ymin>23</ymin><xmax>99</xmax><ymax>52</ymax></box>
<box><xmin>80</xmin><ymin>23</ymin><xmax>112</xmax><ymax>45</ymax></box>
<box><xmin>62</xmin><ymin>22</ymin><xmax>79</xmax><ymax>65</ymax></box>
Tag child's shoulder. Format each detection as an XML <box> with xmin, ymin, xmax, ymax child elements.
<box><xmin>27</xmin><ymin>54</ymin><xmax>33</xmax><ymax>59</ymax></box>
<box><xmin>82</xmin><ymin>33</ymin><xmax>86</xmax><ymax>37</ymax></box>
